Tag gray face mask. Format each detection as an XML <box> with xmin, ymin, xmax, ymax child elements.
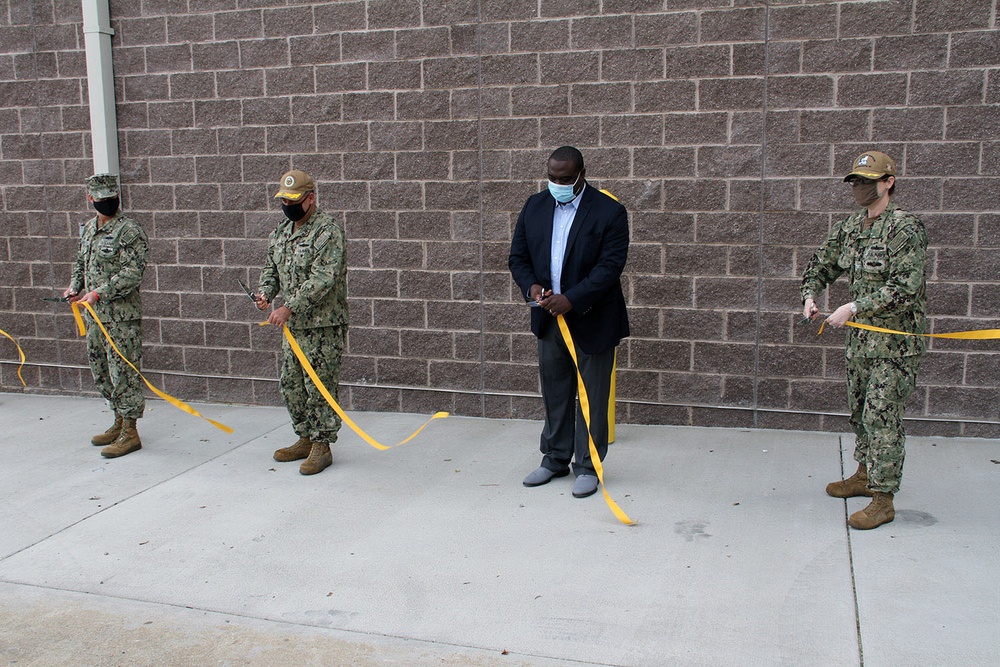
<box><xmin>852</xmin><ymin>180</ymin><xmax>881</xmax><ymax>208</ymax></box>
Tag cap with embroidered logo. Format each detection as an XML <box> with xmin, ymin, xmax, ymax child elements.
<box><xmin>86</xmin><ymin>173</ymin><xmax>119</xmax><ymax>200</ymax></box>
<box><xmin>844</xmin><ymin>151</ymin><xmax>896</xmax><ymax>182</ymax></box>
<box><xmin>274</xmin><ymin>169</ymin><xmax>315</xmax><ymax>201</ymax></box>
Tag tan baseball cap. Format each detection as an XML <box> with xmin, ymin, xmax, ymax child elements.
<box><xmin>844</xmin><ymin>151</ymin><xmax>896</xmax><ymax>181</ymax></box>
<box><xmin>274</xmin><ymin>169</ymin><xmax>315</xmax><ymax>201</ymax></box>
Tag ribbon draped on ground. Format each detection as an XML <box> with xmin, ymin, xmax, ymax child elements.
<box><xmin>0</xmin><ymin>329</ymin><xmax>27</xmax><ymax>387</ymax></box>
<box><xmin>71</xmin><ymin>301</ymin><xmax>233</xmax><ymax>434</ymax></box>
<box><xmin>273</xmin><ymin>323</ymin><xmax>448</xmax><ymax>450</ymax></box>
<box><xmin>818</xmin><ymin>320</ymin><xmax>1000</xmax><ymax>339</ymax></box>
<box><xmin>555</xmin><ymin>314</ymin><xmax>636</xmax><ymax>526</ymax></box>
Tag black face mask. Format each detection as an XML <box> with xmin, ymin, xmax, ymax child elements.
<box><xmin>282</xmin><ymin>201</ymin><xmax>308</xmax><ymax>222</ymax></box>
<box><xmin>93</xmin><ymin>197</ymin><xmax>119</xmax><ymax>216</ymax></box>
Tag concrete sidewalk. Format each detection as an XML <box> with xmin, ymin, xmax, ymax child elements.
<box><xmin>0</xmin><ymin>393</ymin><xmax>997</xmax><ymax>666</ymax></box>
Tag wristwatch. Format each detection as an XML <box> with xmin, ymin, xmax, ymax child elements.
<box><xmin>849</xmin><ymin>302</ymin><xmax>858</xmax><ymax>315</ymax></box>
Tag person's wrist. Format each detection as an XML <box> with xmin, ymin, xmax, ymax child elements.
<box><xmin>849</xmin><ymin>302</ymin><xmax>857</xmax><ymax>315</ymax></box>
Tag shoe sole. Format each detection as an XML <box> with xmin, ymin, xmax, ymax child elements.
<box><xmin>572</xmin><ymin>485</ymin><xmax>599</xmax><ymax>498</ymax></box>
<box><xmin>101</xmin><ymin>444</ymin><xmax>141</xmax><ymax>459</ymax></box>
<box><xmin>300</xmin><ymin>457</ymin><xmax>333</xmax><ymax>475</ymax></box>
<box><xmin>274</xmin><ymin>453</ymin><xmax>310</xmax><ymax>462</ymax></box>
<box><xmin>826</xmin><ymin>489</ymin><xmax>874</xmax><ymax>498</ymax></box>
<box><xmin>523</xmin><ymin>469</ymin><xmax>570</xmax><ymax>487</ymax></box>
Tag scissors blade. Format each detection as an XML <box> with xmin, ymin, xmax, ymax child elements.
<box><xmin>237</xmin><ymin>279</ymin><xmax>259</xmax><ymax>302</ymax></box>
<box><xmin>41</xmin><ymin>296</ymin><xmax>71</xmax><ymax>302</ymax></box>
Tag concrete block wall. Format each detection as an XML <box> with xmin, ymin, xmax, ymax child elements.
<box><xmin>1</xmin><ymin>0</ymin><xmax>998</xmax><ymax>437</ymax></box>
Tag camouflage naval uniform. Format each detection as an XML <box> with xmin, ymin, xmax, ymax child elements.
<box><xmin>70</xmin><ymin>210</ymin><xmax>149</xmax><ymax>421</ymax></box>
<box><xmin>259</xmin><ymin>209</ymin><xmax>348</xmax><ymax>444</ymax></box>
<box><xmin>802</xmin><ymin>203</ymin><xmax>929</xmax><ymax>494</ymax></box>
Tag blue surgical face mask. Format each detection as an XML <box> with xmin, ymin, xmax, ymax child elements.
<box><xmin>548</xmin><ymin>173</ymin><xmax>581</xmax><ymax>203</ymax></box>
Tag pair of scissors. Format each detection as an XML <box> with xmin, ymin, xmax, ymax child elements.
<box><xmin>237</xmin><ymin>279</ymin><xmax>261</xmax><ymax>303</ymax></box>
<box><xmin>41</xmin><ymin>295</ymin><xmax>72</xmax><ymax>303</ymax></box>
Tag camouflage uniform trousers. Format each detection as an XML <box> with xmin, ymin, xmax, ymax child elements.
<box><xmin>86</xmin><ymin>317</ymin><xmax>145</xmax><ymax>420</ymax></box>
<box><xmin>280</xmin><ymin>325</ymin><xmax>346</xmax><ymax>444</ymax></box>
<box><xmin>847</xmin><ymin>354</ymin><xmax>920</xmax><ymax>494</ymax></box>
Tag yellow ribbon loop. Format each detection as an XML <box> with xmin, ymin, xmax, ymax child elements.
<box><xmin>555</xmin><ymin>315</ymin><xmax>636</xmax><ymax>526</ymax></box>
<box><xmin>818</xmin><ymin>320</ymin><xmax>1000</xmax><ymax>339</ymax></box>
<box><xmin>0</xmin><ymin>328</ymin><xmax>27</xmax><ymax>387</ymax></box>
<box><xmin>72</xmin><ymin>301</ymin><xmax>234</xmax><ymax>434</ymax></box>
<box><xmin>271</xmin><ymin>322</ymin><xmax>448</xmax><ymax>450</ymax></box>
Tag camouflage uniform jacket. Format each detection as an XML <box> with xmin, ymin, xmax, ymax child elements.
<box><xmin>258</xmin><ymin>209</ymin><xmax>348</xmax><ymax>329</ymax></box>
<box><xmin>70</xmin><ymin>212</ymin><xmax>148</xmax><ymax>322</ymax></box>
<box><xmin>801</xmin><ymin>203</ymin><xmax>928</xmax><ymax>360</ymax></box>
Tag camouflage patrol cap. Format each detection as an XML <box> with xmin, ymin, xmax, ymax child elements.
<box><xmin>274</xmin><ymin>169</ymin><xmax>315</xmax><ymax>201</ymax></box>
<box><xmin>844</xmin><ymin>151</ymin><xmax>896</xmax><ymax>182</ymax></box>
<box><xmin>86</xmin><ymin>173</ymin><xmax>119</xmax><ymax>199</ymax></box>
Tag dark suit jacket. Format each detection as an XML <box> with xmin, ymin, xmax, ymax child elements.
<box><xmin>508</xmin><ymin>184</ymin><xmax>630</xmax><ymax>355</ymax></box>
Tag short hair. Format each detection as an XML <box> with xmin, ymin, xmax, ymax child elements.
<box><xmin>549</xmin><ymin>146</ymin><xmax>584</xmax><ymax>171</ymax></box>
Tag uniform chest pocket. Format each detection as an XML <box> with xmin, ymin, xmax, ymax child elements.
<box><xmin>97</xmin><ymin>241</ymin><xmax>118</xmax><ymax>259</ymax></box>
<box><xmin>293</xmin><ymin>242</ymin><xmax>311</xmax><ymax>259</ymax></box>
<box><xmin>862</xmin><ymin>245</ymin><xmax>888</xmax><ymax>274</ymax></box>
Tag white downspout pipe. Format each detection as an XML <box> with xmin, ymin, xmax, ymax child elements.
<box><xmin>82</xmin><ymin>0</ymin><xmax>119</xmax><ymax>177</ymax></box>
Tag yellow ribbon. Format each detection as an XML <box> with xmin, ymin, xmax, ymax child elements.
<box><xmin>273</xmin><ymin>323</ymin><xmax>448</xmax><ymax>450</ymax></box>
<box><xmin>71</xmin><ymin>301</ymin><xmax>233</xmax><ymax>434</ymax></box>
<box><xmin>0</xmin><ymin>328</ymin><xmax>27</xmax><ymax>387</ymax></box>
<box><xmin>555</xmin><ymin>314</ymin><xmax>636</xmax><ymax>526</ymax></box>
<box><xmin>819</xmin><ymin>320</ymin><xmax>1000</xmax><ymax>339</ymax></box>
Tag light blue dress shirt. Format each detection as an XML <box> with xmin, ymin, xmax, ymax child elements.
<box><xmin>550</xmin><ymin>184</ymin><xmax>585</xmax><ymax>294</ymax></box>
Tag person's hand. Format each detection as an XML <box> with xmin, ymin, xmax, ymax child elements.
<box><xmin>803</xmin><ymin>298</ymin><xmax>819</xmax><ymax>321</ymax></box>
<box><xmin>528</xmin><ymin>284</ymin><xmax>545</xmax><ymax>302</ymax></box>
<box><xmin>538</xmin><ymin>292</ymin><xmax>572</xmax><ymax>316</ymax></box>
<box><xmin>74</xmin><ymin>290</ymin><xmax>98</xmax><ymax>306</ymax></box>
<box><xmin>267</xmin><ymin>305</ymin><xmax>292</xmax><ymax>327</ymax></box>
<box><xmin>63</xmin><ymin>286</ymin><xmax>80</xmax><ymax>301</ymax></box>
<box><xmin>254</xmin><ymin>294</ymin><xmax>270</xmax><ymax>311</ymax></box>
<box><xmin>825</xmin><ymin>302</ymin><xmax>855</xmax><ymax>328</ymax></box>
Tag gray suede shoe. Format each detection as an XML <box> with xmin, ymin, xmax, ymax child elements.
<box><xmin>522</xmin><ymin>466</ymin><xmax>569</xmax><ymax>487</ymax></box>
<box><xmin>572</xmin><ymin>474</ymin><xmax>599</xmax><ymax>498</ymax></box>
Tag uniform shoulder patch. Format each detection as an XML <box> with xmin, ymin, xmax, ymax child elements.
<box><xmin>314</xmin><ymin>229</ymin><xmax>332</xmax><ymax>250</ymax></box>
<box><xmin>119</xmin><ymin>227</ymin><xmax>139</xmax><ymax>245</ymax></box>
<box><xmin>888</xmin><ymin>228</ymin><xmax>912</xmax><ymax>254</ymax></box>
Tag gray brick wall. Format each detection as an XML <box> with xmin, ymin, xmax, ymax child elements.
<box><xmin>1</xmin><ymin>0</ymin><xmax>998</xmax><ymax>437</ymax></box>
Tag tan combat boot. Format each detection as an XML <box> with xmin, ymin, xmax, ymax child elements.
<box><xmin>848</xmin><ymin>492</ymin><xmax>895</xmax><ymax>530</ymax></box>
<box><xmin>299</xmin><ymin>442</ymin><xmax>332</xmax><ymax>475</ymax></box>
<box><xmin>101</xmin><ymin>419</ymin><xmax>142</xmax><ymax>458</ymax></box>
<box><xmin>826</xmin><ymin>462</ymin><xmax>873</xmax><ymax>498</ymax></box>
<box><xmin>273</xmin><ymin>437</ymin><xmax>312</xmax><ymax>462</ymax></box>
<box><xmin>91</xmin><ymin>413</ymin><xmax>123</xmax><ymax>446</ymax></box>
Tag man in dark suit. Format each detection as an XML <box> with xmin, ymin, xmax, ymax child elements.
<box><xmin>508</xmin><ymin>146</ymin><xmax>630</xmax><ymax>499</ymax></box>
